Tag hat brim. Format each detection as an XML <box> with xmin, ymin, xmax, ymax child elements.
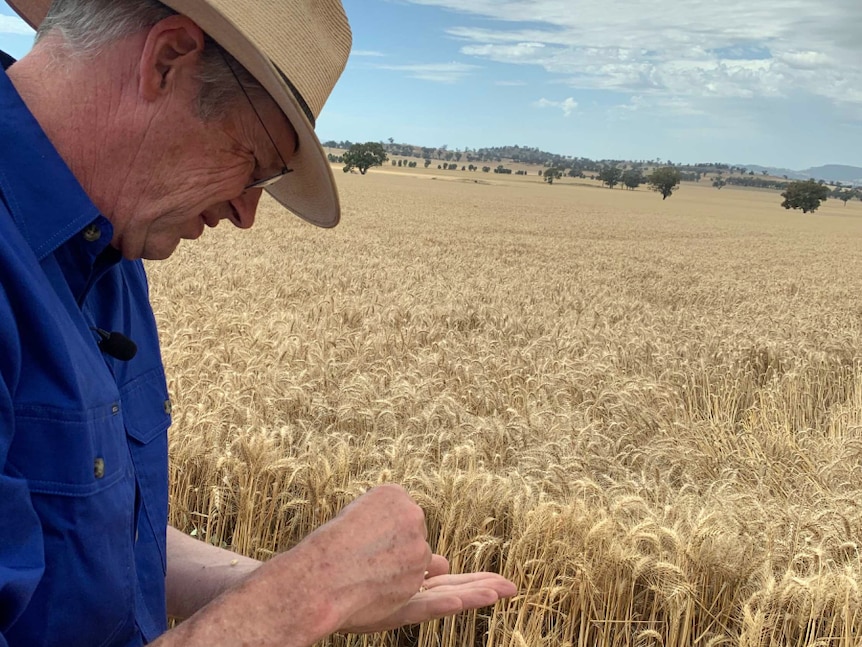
<box><xmin>7</xmin><ymin>0</ymin><xmax>340</xmax><ymax>228</ymax></box>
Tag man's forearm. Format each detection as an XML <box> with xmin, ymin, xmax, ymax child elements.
<box><xmin>156</xmin><ymin>526</ymin><xmax>341</xmax><ymax>647</ymax></box>
<box><xmin>165</xmin><ymin>525</ymin><xmax>261</xmax><ymax>620</ymax></box>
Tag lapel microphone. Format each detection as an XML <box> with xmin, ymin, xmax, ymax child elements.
<box><xmin>92</xmin><ymin>328</ymin><xmax>138</xmax><ymax>361</ymax></box>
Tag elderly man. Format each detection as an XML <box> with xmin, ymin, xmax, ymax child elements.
<box><xmin>0</xmin><ymin>0</ymin><xmax>516</xmax><ymax>645</ymax></box>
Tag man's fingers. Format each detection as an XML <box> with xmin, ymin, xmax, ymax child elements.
<box><xmin>422</xmin><ymin>572</ymin><xmax>518</xmax><ymax>597</ymax></box>
<box><xmin>397</xmin><ymin>595</ymin><xmax>466</xmax><ymax>625</ymax></box>
<box><xmin>428</xmin><ymin>586</ymin><xmax>501</xmax><ymax>611</ymax></box>
<box><xmin>392</xmin><ymin>575</ymin><xmax>518</xmax><ymax>627</ymax></box>
<box><xmin>341</xmin><ymin>571</ymin><xmax>518</xmax><ymax>633</ymax></box>
<box><xmin>425</xmin><ymin>554</ymin><xmax>449</xmax><ymax>578</ymax></box>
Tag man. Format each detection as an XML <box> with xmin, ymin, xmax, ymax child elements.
<box><xmin>0</xmin><ymin>0</ymin><xmax>516</xmax><ymax>645</ymax></box>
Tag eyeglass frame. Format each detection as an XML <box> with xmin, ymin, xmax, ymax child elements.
<box><xmin>219</xmin><ymin>49</ymin><xmax>295</xmax><ymax>191</ymax></box>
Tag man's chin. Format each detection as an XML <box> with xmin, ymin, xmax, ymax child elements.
<box><xmin>139</xmin><ymin>238</ymin><xmax>183</xmax><ymax>261</ymax></box>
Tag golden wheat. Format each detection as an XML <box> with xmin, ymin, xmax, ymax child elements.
<box><xmin>149</xmin><ymin>169</ymin><xmax>862</xmax><ymax>646</ymax></box>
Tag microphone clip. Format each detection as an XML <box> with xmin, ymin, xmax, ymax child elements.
<box><xmin>92</xmin><ymin>327</ymin><xmax>138</xmax><ymax>362</ymax></box>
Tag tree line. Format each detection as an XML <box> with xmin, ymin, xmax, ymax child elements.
<box><xmin>322</xmin><ymin>140</ymin><xmax>858</xmax><ymax>192</ymax></box>
<box><xmin>330</xmin><ymin>142</ymin><xmax>857</xmax><ymax>213</ymax></box>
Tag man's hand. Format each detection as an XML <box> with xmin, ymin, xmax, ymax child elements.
<box><xmin>302</xmin><ymin>485</ymin><xmax>517</xmax><ymax>634</ymax></box>
<box><xmin>339</xmin><ymin>558</ymin><xmax>518</xmax><ymax>634</ymax></box>
<box><xmin>292</xmin><ymin>483</ymin><xmax>437</xmax><ymax>631</ymax></box>
<box><xmin>157</xmin><ymin>484</ymin><xmax>516</xmax><ymax>646</ymax></box>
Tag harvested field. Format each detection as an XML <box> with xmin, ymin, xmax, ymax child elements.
<box><xmin>149</xmin><ymin>169</ymin><xmax>862</xmax><ymax>646</ymax></box>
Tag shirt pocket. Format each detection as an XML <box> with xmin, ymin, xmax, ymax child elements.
<box><xmin>8</xmin><ymin>403</ymin><xmax>137</xmax><ymax>647</ymax></box>
<box><xmin>121</xmin><ymin>367</ymin><xmax>171</xmax><ymax>640</ymax></box>
<box><xmin>122</xmin><ymin>368</ymin><xmax>170</xmax><ymax>572</ymax></box>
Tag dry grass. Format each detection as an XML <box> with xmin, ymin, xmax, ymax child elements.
<box><xmin>148</xmin><ymin>168</ymin><xmax>862</xmax><ymax>646</ymax></box>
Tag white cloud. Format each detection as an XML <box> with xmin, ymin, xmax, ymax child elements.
<box><xmin>495</xmin><ymin>80</ymin><xmax>527</xmax><ymax>86</ymax></box>
<box><xmin>0</xmin><ymin>14</ymin><xmax>33</xmax><ymax>35</ymax></box>
<box><xmin>461</xmin><ymin>41</ymin><xmax>545</xmax><ymax>63</ymax></box>
<box><xmin>534</xmin><ymin>96</ymin><xmax>578</xmax><ymax>116</ymax></box>
<box><xmin>611</xmin><ymin>95</ymin><xmax>708</xmax><ymax>118</ymax></box>
<box><xmin>773</xmin><ymin>50</ymin><xmax>833</xmax><ymax>70</ymax></box>
<box><xmin>373</xmin><ymin>61</ymin><xmax>479</xmax><ymax>83</ymax></box>
<box><xmin>400</xmin><ymin>0</ymin><xmax>862</xmax><ymax>111</ymax></box>
<box><xmin>351</xmin><ymin>50</ymin><xmax>386</xmax><ymax>57</ymax></box>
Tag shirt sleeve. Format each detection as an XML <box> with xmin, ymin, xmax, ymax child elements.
<box><xmin>0</xmin><ymin>284</ymin><xmax>45</xmax><ymax>643</ymax></box>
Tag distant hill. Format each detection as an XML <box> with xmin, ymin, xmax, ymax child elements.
<box><xmin>740</xmin><ymin>164</ymin><xmax>862</xmax><ymax>185</ymax></box>
<box><xmin>804</xmin><ymin>165</ymin><xmax>862</xmax><ymax>184</ymax></box>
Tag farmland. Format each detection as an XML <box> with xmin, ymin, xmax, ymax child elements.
<box><xmin>148</xmin><ymin>168</ymin><xmax>862</xmax><ymax>646</ymax></box>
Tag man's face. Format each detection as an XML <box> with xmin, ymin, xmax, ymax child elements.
<box><xmin>110</xmin><ymin>81</ymin><xmax>298</xmax><ymax>261</ymax></box>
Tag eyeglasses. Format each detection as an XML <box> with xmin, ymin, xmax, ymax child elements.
<box><xmin>220</xmin><ymin>50</ymin><xmax>294</xmax><ymax>191</ymax></box>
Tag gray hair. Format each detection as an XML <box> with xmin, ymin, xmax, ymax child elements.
<box><xmin>37</xmin><ymin>0</ymin><xmax>263</xmax><ymax>121</ymax></box>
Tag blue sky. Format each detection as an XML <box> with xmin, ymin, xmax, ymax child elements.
<box><xmin>2</xmin><ymin>0</ymin><xmax>860</xmax><ymax>170</ymax></box>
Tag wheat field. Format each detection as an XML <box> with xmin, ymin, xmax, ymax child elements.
<box><xmin>147</xmin><ymin>168</ymin><xmax>862</xmax><ymax>646</ymax></box>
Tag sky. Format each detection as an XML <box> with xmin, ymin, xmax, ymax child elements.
<box><xmin>2</xmin><ymin>0</ymin><xmax>860</xmax><ymax>170</ymax></box>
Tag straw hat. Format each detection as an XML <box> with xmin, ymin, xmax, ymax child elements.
<box><xmin>7</xmin><ymin>0</ymin><xmax>352</xmax><ymax>228</ymax></box>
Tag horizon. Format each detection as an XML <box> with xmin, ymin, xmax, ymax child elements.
<box><xmin>1</xmin><ymin>0</ymin><xmax>860</xmax><ymax>170</ymax></box>
<box><xmin>323</xmin><ymin>139</ymin><xmax>862</xmax><ymax>177</ymax></box>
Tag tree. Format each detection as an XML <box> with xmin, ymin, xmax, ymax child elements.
<box><xmin>781</xmin><ymin>180</ymin><xmax>830</xmax><ymax>213</ymax></box>
<box><xmin>834</xmin><ymin>188</ymin><xmax>858</xmax><ymax>206</ymax></box>
<box><xmin>544</xmin><ymin>167</ymin><xmax>563</xmax><ymax>184</ymax></box>
<box><xmin>712</xmin><ymin>178</ymin><xmax>726</xmax><ymax>190</ymax></box>
<box><xmin>342</xmin><ymin>142</ymin><xmax>388</xmax><ymax>175</ymax></box>
<box><xmin>647</xmin><ymin>166</ymin><xmax>681</xmax><ymax>200</ymax></box>
<box><xmin>598</xmin><ymin>166</ymin><xmax>623</xmax><ymax>189</ymax></box>
<box><xmin>622</xmin><ymin>169</ymin><xmax>643</xmax><ymax>190</ymax></box>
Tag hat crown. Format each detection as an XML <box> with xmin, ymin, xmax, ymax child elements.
<box><xmin>212</xmin><ymin>1</ymin><xmax>352</xmax><ymax>120</ymax></box>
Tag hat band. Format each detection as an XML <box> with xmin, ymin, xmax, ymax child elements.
<box><xmin>277</xmin><ymin>68</ymin><xmax>316</xmax><ymax>129</ymax></box>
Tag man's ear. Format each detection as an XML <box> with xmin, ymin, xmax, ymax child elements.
<box><xmin>139</xmin><ymin>15</ymin><xmax>206</xmax><ymax>102</ymax></box>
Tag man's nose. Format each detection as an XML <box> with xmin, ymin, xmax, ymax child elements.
<box><xmin>228</xmin><ymin>190</ymin><xmax>262</xmax><ymax>229</ymax></box>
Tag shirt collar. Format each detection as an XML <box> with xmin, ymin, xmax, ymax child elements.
<box><xmin>0</xmin><ymin>54</ymin><xmax>109</xmax><ymax>261</ymax></box>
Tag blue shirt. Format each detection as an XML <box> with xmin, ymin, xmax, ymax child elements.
<box><xmin>0</xmin><ymin>57</ymin><xmax>171</xmax><ymax>645</ymax></box>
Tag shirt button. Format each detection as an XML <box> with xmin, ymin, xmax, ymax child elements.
<box><xmin>82</xmin><ymin>224</ymin><xmax>101</xmax><ymax>242</ymax></box>
<box><xmin>94</xmin><ymin>458</ymin><xmax>105</xmax><ymax>479</ymax></box>
<box><xmin>111</xmin><ymin>403</ymin><xmax>120</xmax><ymax>415</ymax></box>
<box><xmin>164</xmin><ymin>399</ymin><xmax>172</xmax><ymax>415</ymax></box>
